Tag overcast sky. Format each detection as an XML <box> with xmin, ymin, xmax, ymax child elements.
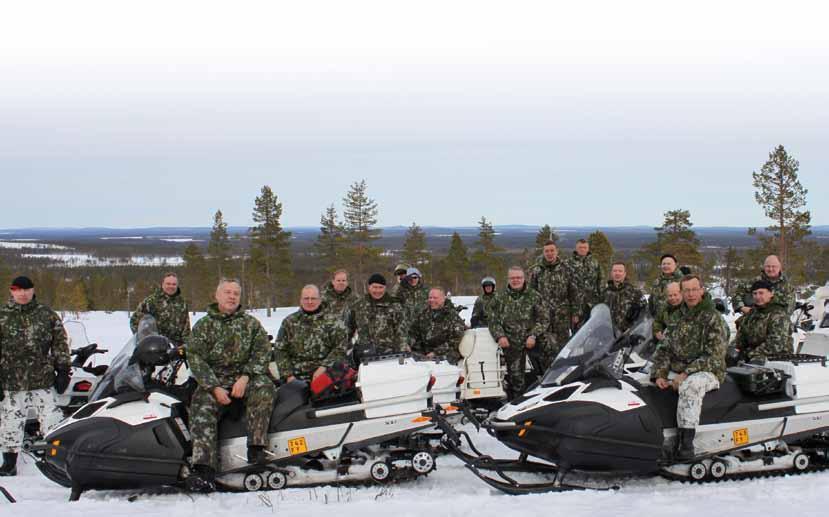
<box><xmin>1</xmin><ymin>1</ymin><xmax>828</xmax><ymax>229</ymax></box>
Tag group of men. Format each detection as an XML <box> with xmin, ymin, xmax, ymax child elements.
<box><xmin>0</xmin><ymin>246</ymin><xmax>799</xmax><ymax>482</ymax></box>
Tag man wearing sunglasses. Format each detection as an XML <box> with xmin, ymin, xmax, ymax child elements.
<box><xmin>0</xmin><ymin>276</ymin><xmax>71</xmax><ymax>476</ymax></box>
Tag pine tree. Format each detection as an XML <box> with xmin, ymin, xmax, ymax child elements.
<box><xmin>182</xmin><ymin>243</ymin><xmax>210</xmax><ymax>312</ymax></box>
<box><xmin>534</xmin><ymin>224</ymin><xmax>559</xmax><ymax>255</ymax></box>
<box><xmin>441</xmin><ymin>232</ymin><xmax>470</xmax><ymax>294</ymax></box>
<box><xmin>752</xmin><ymin>145</ymin><xmax>811</xmax><ymax>269</ymax></box>
<box><xmin>314</xmin><ymin>204</ymin><xmax>346</xmax><ymax>272</ymax></box>
<box><xmin>341</xmin><ymin>179</ymin><xmax>382</xmax><ymax>290</ymax></box>
<box><xmin>401</xmin><ymin>222</ymin><xmax>431</xmax><ymax>277</ymax></box>
<box><xmin>471</xmin><ymin>216</ymin><xmax>506</xmax><ymax>280</ymax></box>
<box><xmin>249</xmin><ymin>186</ymin><xmax>292</xmax><ymax>315</ymax></box>
<box><xmin>208</xmin><ymin>210</ymin><xmax>232</xmax><ymax>279</ymax></box>
<box><xmin>587</xmin><ymin>230</ymin><xmax>614</xmax><ymax>278</ymax></box>
<box><xmin>634</xmin><ymin>209</ymin><xmax>704</xmax><ymax>282</ymax></box>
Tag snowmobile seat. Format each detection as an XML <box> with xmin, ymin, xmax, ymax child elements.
<box><xmin>639</xmin><ymin>375</ymin><xmax>794</xmax><ymax>429</ymax></box>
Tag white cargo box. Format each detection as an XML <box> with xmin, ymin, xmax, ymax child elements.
<box><xmin>426</xmin><ymin>359</ymin><xmax>463</xmax><ymax>406</ymax></box>
<box><xmin>766</xmin><ymin>358</ymin><xmax>829</xmax><ymax>413</ymax></box>
<box><xmin>458</xmin><ymin>328</ymin><xmax>506</xmax><ymax>401</ymax></box>
<box><xmin>357</xmin><ymin>357</ymin><xmax>432</xmax><ymax>418</ymax></box>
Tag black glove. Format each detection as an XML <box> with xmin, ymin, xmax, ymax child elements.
<box><xmin>54</xmin><ymin>368</ymin><xmax>71</xmax><ymax>394</ymax></box>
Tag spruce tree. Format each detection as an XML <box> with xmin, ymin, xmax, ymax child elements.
<box><xmin>442</xmin><ymin>232</ymin><xmax>470</xmax><ymax>294</ymax></box>
<box><xmin>314</xmin><ymin>204</ymin><xmax>346</xmax><ymax>272</ymax></box>
<box><xmin>342</xmin><ymin>179</ymin><xmax>382</xmax><ymax>290</ymax></box>
<box><xmin>587</xmin><ymin>230</ymin><xmax>614</xmax><ymax>278</ymax></box>
<box><xmin>401</xmin><ymin>222</ymin><xmax>431</xmax><ymax>277</ymax></box>
<box><xmin>249</xmin><ymin>186</ymin><xmax>292</xmax><ymax>315</ymax></box>
<box><xmin>471</xmin><ymin>216</ymin><xmax>506</xmax><ymax>280</ymax></box>
<box><xmin>208</xmin><ymin>210</ymin><xmax>232</xmax><ymax>279</ymax></box>
<box><xmin>534</xmin><ymin>224</ymin><xmax>559</xmax><ymax>255</ymax></box>
<box><xmin>752</xmin><ymin>144</ymin><xmax>811</xmax><ymax>269</ymax></box>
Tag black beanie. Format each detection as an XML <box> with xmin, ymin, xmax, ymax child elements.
<box><xmin>367</xmin><ymin>273</ymin><xmax>387</xmax><ymax>286</ymax></box>
<box><xmin>750</xmin><ymin>279</ymin><xmax>774</xmax><ymax>292</ymax></box>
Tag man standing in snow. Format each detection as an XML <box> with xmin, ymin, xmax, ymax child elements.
<box><xmin>528</xmin><ymin>241</ymin><xmax>576</xmax><ymax>368</ymax></box>
<box><xmin>408</xmin><ymin>287</ymin><xmax>466</xmax><ymax>363</ymax></box>
<box><xmin>185</xmin><ymin>278</ymin><xmax>275</xmax><ymax>493</ymax></box>
<box><xmin>129</xmin><ymin>272</ymin><xmax>191</xmax><ymax>346</ymax></box>
<box><xmin>566</xmin><ymin>239</ymin><xmax>604</xmax><ymax>329</ymax></box>
<box><xmin>603</xmin><ymin>262</ymin><xmax>646</xmax><ymax>335</ymax></box>
<box><xmin>648</xmin><ymin>254</ymin><xmax>685</xmax><ymax>317</ymax></box>
<box><xmin>321</xmin><ymin>269</ymin><xmax>360</xmax><ymax>321</ymax></box>
<box><xmin>0</xmin><ymin>276</ymin><xmax>71</xmax><ymax>477</ymax></box>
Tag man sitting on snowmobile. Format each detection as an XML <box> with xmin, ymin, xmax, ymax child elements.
<box><xmin>734</xmin><ymin>280</ymin><xmax>791</xmax><ymax>362</ymax></box>
<box><xmin>184</xmin><ymin>278</ymin><xmax>275</xmax><ymax>493</ymax></box>
<box><xmin>408</xmin><ymin>287</ymin><xmax>466</xmax><ymax>363</ymax></box>
<box><xmin>653</xmin><ymin>281</ymin><xmax>683</xmax><ymax>343</ymax></box>
<box><xmin>650</xmin><ymin>274</ymin><xmax>728</xmax><ymax>461</ymax></box>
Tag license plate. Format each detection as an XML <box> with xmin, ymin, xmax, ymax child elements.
<box><xmin>288</xmin><ymin>437</ymin><xmax>308</xmax><ymax>455</ymax></box>
<box><xmin>732</xmin><ymin>428</ymin><xmax>749</xmax><ymax>446</ymax></box>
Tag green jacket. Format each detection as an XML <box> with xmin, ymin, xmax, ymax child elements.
<box><xmin>731</xmin><ymin>272</ymin><xmax>796</xmax><ymax>315</ymax></box>
<box><xmin>565</xmin><ymin>252</ymin><xmax>604</xmax><ymax>317</ymax></box>
<box><xmin>275</xmin><ymin>303</ymin><xmax>349</xmax><ymax>379</ymax></box>
<box><xmin>528</xmin><ymin>256</ymin><xmax>576</xmax><ymax>317</ymax></box>
<box><xmin>320</xmin><ymin>283</ymin><xmax>360</xmax><ymax>320</ymax></box>
<box><xmin>129</xmin><ymin>287</ymin><xmax>191</xmax><ymax>344</ymax></box>
<box><xmin>736</xmin><ymin>303</ymin><xmax>791</xmax><ymax>361</ymax></box>
<box><xmin>187</xmin><ymin>304</ymin><xmax>271</xmax><ymax>391</ymax></box>
<box><xmin>471</xmin><ymin>292</ymin><xmax>496</xmax><ymax>328</ymax></box>
<box><xmin>651</xmin><ymin>295</ymin><xmax>728</xmax><ymax>383</ymax></box>
<box><xmin>348</xmin><ymin>293</ymin><xmax>407</xmax><ymax>355</ymax></box>
<box><xmin>408</xmin><ymin>303</ymin><xmax>466</xmax><ymax>363</ymax></box>
<box><xmin>648</xmin><ymin>270</ymin><xmax>685</xmax><ymax>317</ymax></box>
<box><xmin>603</xmin><ymin>280</ymin><xmax>646</xmax><ymax>334</ymax></box>
<box><xmin>488</xmin><ymin>284</ymin><xmax>550</xmax><ymax>345</ymax></box>
<box><xmin>0</xmin><ymin>299</ymin><xmax>71</xmax><ymax>391</ymax></box>
<box><xmin>653</xmin><ymin>302</ymin><xmax>683</xmax><ymax>338</ymax></box>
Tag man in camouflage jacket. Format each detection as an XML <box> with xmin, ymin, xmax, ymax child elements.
<box><xmin>603</xmin><ymin>262</ymin><xmax>646</xmax><ymax>335</ymax></box>
<box><xmin>0</xmin><ymin>276</ymin><xmax>70</xmax><ymax>476</ymax></box>
<box><xmin>471</xmin><ymin>277</ymin><xmax>497</xmax><ymax>328</ymax></box>
<box><xmin>650</xmin><ymin>275</ymin><xmax>727</xmax><ymax>460</ymax></box>
<box><xmin>488</xmin><ymin>266</ymin><xmax>551</xmax><ymax>398</ymax></box>
<box><xmin>408</xmin><ymin>287</ymin><xmax>466</xmax><ymax>363</ymax></box>
<box><xmin>276</xmin><ymin>285</ymin><xmax>349</xmax><ymax>381</ymax></box>
<box><xmin>320</xmin><ymin>269</ymin><xmax>360</xmax><ymax>321</ymax></box>
<box><xmin>566</xmin><ymin>239</ymin><xmax>604</xmax><ymax>327</ymax></box>
<box><xmin>395</xmin><ymin>267</ymin><xmax>430</xmax><ymax>333</ymax></box>
<box><xmin>653</xmin><ymin>281</ymin><xmax>683</xmax><ymax>342</ymax></box>
<box><xmin>529</xmin><ymin>241</ymin><xmax>576</xmax><ymax>364</ymax></box>
<box><xmin>648</xmin><ymin>254</ymin><xmax>685</xmax><ymax>317</ymax></box>
<box><xmin>130</xmin><ymin>273</ymin><xmax>191</xmax><ymax>345</ymax></box>
<box><xmin>185</xmin><ymin>279</ymin><xmax>275</xmax><ymax>492</ymax></box>
<box><xmin>731</xmin><ymin>255</ymin><xmax>795</xmax><ymax>316</ymax></box>
<box><xmin>735</xmin><ymin>280</ymin><xmax>791</xmax><ymax>361</ymax></box>
<box><xmin>347</xmin><ymin>274</ymin><xmax>407</xmax><ymax>358</ymax></box>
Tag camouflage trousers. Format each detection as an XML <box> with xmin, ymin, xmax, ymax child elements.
<box><xmin>0</xmin><ymin>389</ymin><xmax>63</xmax><ymax>452</ymax></box>
<box><xmin>189</xmin><ymin>379</ymin><xmax>275</xmax><ymax>470</ymax></box>
<box><xmin>677</xmin><ymin>372</ymin><xmax>720</xmax><ymax>428</ymax></box>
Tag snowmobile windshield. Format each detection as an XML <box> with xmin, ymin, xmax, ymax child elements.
<box><xmin>541</xmin><ymin>304</ymin><xmax>615</xmax><ymax>386</ymax></box>
<box><xmin>89</xmin><ymin>316</ymin><xmax>159</xmax><ymax>401</ymax></box>
<box><xmin>64</xmin><ymin>320</ymin><xmax>91</xmax><ymax>350</ymax></box>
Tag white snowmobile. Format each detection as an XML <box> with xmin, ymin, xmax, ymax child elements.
<box><xmin>34</xmin><ymin>318</ymin><xmax>459</xmax><ymax>500</ymax></box>
<box><xmin>438</xmin><ymin>304</ymin><xmax>829</xmax><ymax>494</ymax></box>
<box><xmin>800</xmin><ymin>285</ymin><xmax>829</xmax><ymax>356</ymax></box>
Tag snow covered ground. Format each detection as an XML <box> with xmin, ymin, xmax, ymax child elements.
<box><xmin>4</xmin><ymin>301</ymin><xmax>826</xmax><ymax>515</ymax></box>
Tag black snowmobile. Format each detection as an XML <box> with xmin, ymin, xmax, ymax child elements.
<box><xmin>438</xmin><ymin>304</ymin><xmax>829</xmax><ymax>494</ymax></box>
<box><xmin>33</xmin><ymin>317</ymin><xmax>453</xmax><ymax>500</ymax></box>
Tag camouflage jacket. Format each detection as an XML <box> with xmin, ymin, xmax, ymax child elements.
<box><xmin>321</xmin><ymin>283</ymin><xmax>360</xmax><ymax>320</ymax></box>
<box><xmin>731</xmin><ymin>271</ymin><xmax>795</xmax><ymax>315</ymax></box>
<box><xmin>0</xmin><ymin>299</ymin><xmax>70</xmax><ymax>391</ymax></box>
<box><xmin>653</xmin><ymin>302</ymin><xmax>683</xmax><ymax>339</ymax></box>
<box><xmin>129</xmin><ymin>287</ymin><xmax>191</xmax><ymax>344</ymax></box>
<box><xmin>488</xmin><ymin>285</ymin><xmax>551</xmax><ymax>345</ymax></box>
<box><xmin>396</xmin><ymin>281</ymin><xmax>429</xmax><ymax>314</ymax></box>
<box><xmin>736</xmin><ymin>303</ymin><xmax>791</xmax><ymax>361</ymax></box>
<box><xmin>651</xmin><ymin>296</ymin><xmax>728</xmax><ymax>383</ymax></box>
<box><xmin>648</xmin><ymin>270</ymin><xmax>685</xmax><ymax>317</ymax></box>
<box><xmin>347</xmin><ymin>293</ymin><xmax>407</xmax><ymax>354</ymax></box>
<box><xmin>187</xmin><ymin>303</ymin><xmax>271</xmax><ymax>391</ymax></box>
<box><xmin>528</xmin><ymin>257</ymin><xmax>576</xmax><ymax>316</ymax></box>
<box><xmin>408</xmin><ymin>303</ymin><xmax>466</xmax><ymax>362</ymax></box>
<box><xmin>565</xmin><ymin>252</ymin><xmax>604</xmax><ymax>316</ymax></box>
<box><xmin>471</xmin><ymin>292</ymin><xmax>496</xmax><ymax>328</ymax></box>
<box><xmin>603</xmin><ymin>281</ymin><xmax>646</xmax><ymax>334</ymax></box>
<box><xmin>275</xmin><ymin>303</ymin><xmax>349</xmax><ymax>379</ymax></box>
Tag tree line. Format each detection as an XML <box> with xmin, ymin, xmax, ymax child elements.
<box><xmin>3</xmin><ymin>144</ymin><xmax>826</xmax><ymax>313</ymax></box>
